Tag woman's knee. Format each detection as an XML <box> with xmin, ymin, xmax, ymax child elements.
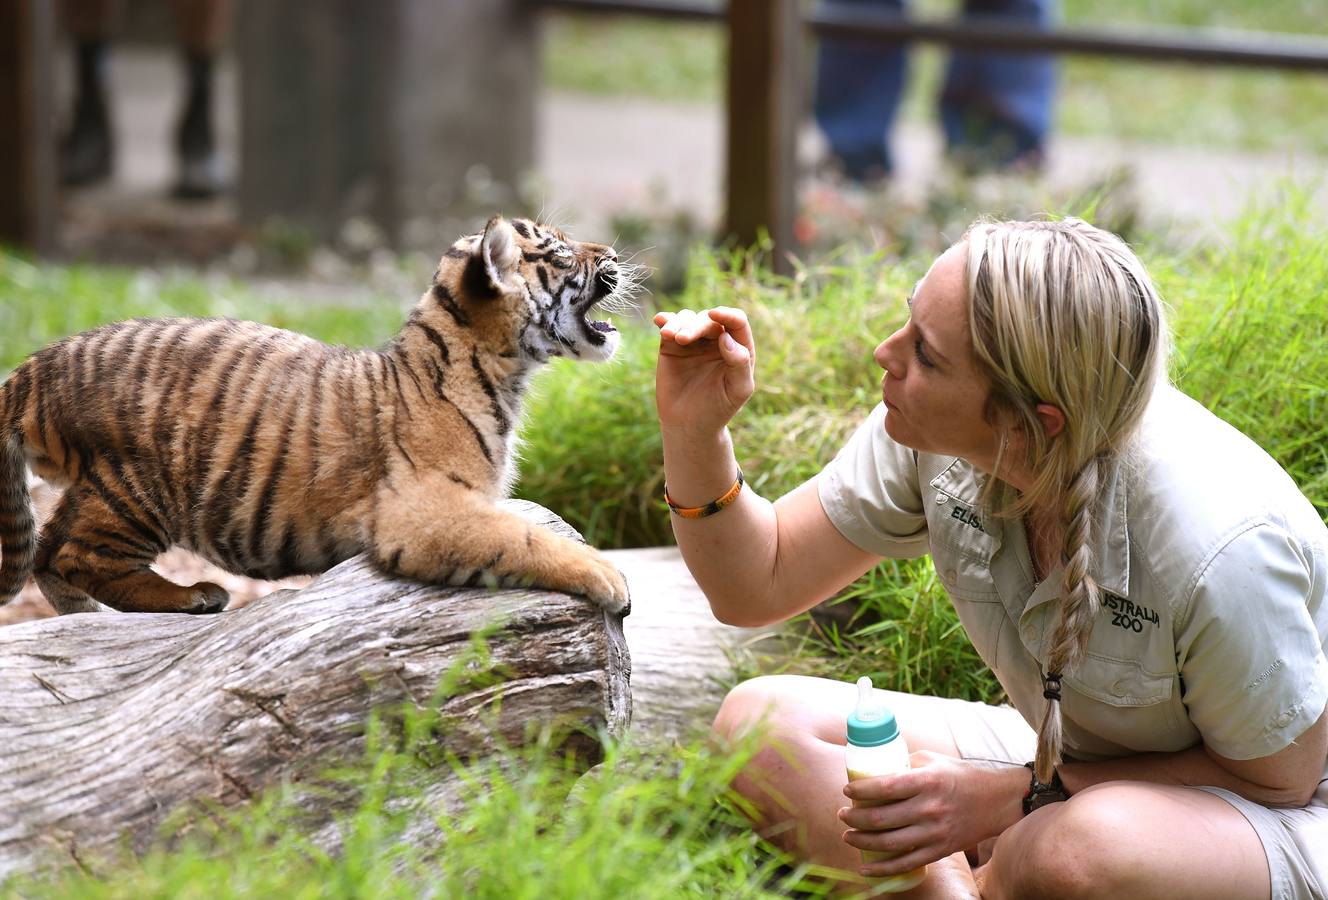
<box><xmin>986</xmin><ymin>785</ymin><xmax>1147</xmax><ymax>900</ymax></box>
<box><xmin>712</xmin><ymin>677</ymin><xmax>842</xmax><ymax>822</ymax></box>
<box><xmin>712</xmin><ymin>674</ymin><xmax>839</xmax><ymax>743</ymax></box>
<box><xmin>713</xmin><ymin>675</ymin><xmax>777</xmax><ymax>740</ymax></box>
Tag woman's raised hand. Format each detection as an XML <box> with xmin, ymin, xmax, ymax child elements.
<box><xmin>653</xmin><ymin>306</ymin><xmax>757</xmax><ymax>436</ymax></box>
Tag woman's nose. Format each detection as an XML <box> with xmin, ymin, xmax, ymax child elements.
<box><xmin>874</xmin><ymin>329</ymin><xmax>903</xmax><ymax>371</ymax></box>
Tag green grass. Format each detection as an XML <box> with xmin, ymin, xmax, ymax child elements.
<box><xmin>783</xmin><ymin>557</ymin><xmax>1008</xmax><ymax>703</ymax></box>
<box><xmin>543</xmin><ymin>14</ymin><xmax>722</xmax><ymax>102</ymax></box>
<box><xmin>1166</xmin><ymin>195</ymin><xmax>1328</xmax><ymax>514</ymax></box>
<box><xmin>543</xmin><ymin>1</ymin><xmax>1328</xmax><ymax>154</ymax></box>
<box><xmin>0</xmin><ymin>255</ymin><xmax>407</xmax><ymax>372</ymax></box>
<box><xmin>517</xmin><ymin>206</ymin><xmax>1328</xmax><ymax>550</ymax></box>
<box><xmin>6</xmin><ymin>650</ymin><xmax>824</xmax><ymax>900</ymax></box>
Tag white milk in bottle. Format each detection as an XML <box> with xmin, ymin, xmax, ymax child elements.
<box><xmin>845</xmin><ymin>675</ymin><xmax>927</xmax><ymax>893</ymax></box>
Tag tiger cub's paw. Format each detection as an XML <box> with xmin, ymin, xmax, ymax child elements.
<box><xmin>185</xmin><ymin>582</ymin><xmax>231</xmax><ymax>614</ymax></box>
<box><xmin>565</xmin><ymin>547</ymin><xmax>631</xmax><ymax>616</ymax></box>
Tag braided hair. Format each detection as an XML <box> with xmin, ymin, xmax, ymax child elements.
<box><xmin>962</xmin><ymin>218</ymin><xmax>1168</xmax><ymax>782</ymax></box>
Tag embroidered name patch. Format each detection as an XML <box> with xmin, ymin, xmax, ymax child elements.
<box><xmin>949</xmin><ymin>503</ymin><xmax>985</xmax><ymax>533</ymax></box>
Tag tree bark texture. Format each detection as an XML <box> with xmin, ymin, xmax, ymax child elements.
<box><xmin>0</xmin><ymin>501</ymin><xmax>630</xmax><ymax>880</ymax></box>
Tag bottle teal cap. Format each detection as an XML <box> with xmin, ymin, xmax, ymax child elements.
<box><xmin>847</xmin><ymin>676</ymin><xmax>899</xmax><ymax>747</ymax></box>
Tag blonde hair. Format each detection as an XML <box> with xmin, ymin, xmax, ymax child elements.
<box><xmin>962</xmin><ymin>218</ymin><xmax>1168</xmax><ymax>782</ymax></box>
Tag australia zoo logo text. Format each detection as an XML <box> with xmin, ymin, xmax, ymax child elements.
<box><xmin>1104</xmin><ymin>594</ymin><xmax>1159</xmax><ymax>633</ymax></box>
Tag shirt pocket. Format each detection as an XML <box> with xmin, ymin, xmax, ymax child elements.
<box><xmin>931</xmin><ymin>535</ymin><xmax>1000</xmax><ymax>602</ymax></box>
<box><xmin>931</xmin><ymin>539</ymin><xmax>1005</xmax><ymax>670</ymax></box>
<box><xmin>1062</xmin><ymin>654</ymin><xmax>1197</xmax><ymax>754</ymax></box>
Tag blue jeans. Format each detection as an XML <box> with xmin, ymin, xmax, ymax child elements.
<box><xmin>814</xmin><ymin>0</ymin><xmax>1057</xmax><ymax>179</ymax></box>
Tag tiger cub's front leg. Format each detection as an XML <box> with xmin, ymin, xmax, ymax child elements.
<box><xmin>371</xmin><ymin>477</ymin><xmax>630</xmax><ymax>614</ymax></box>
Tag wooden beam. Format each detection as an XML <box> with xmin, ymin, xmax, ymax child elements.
<box><xmin>725</xmin><ymin>0</ymin><xmax>800</xmax><ymax>274</ymax></box>
<box><xmin>0</xmin><ymin>0</ymin><xmax>57</xmax><ymax>253</ymax></box>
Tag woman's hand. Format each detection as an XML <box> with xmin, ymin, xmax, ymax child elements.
<box><xmin>654</xmin><ymin>306</ymin><xmax>756</xmax><ymax>437</ymax></box>
<box><xmin>838</xmin><ymin>752</ymin><xmax>1026</xmax><ymax>878</ymax></box>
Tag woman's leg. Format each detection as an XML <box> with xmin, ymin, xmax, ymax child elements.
<box><xmin>713</xmin><ymin>674</ymin><xmax>983</xmax><ymax>896</ymax></box>
<box><xmin>977</xmin><ymin>781</ymin><xmax>1271</xmax><ymax>900</ymax></box>
<box><xmin>940</xmin><ymin>0</ymin><xmax>1056</xmax><ymax>171</ymax></box>
<box><xmin>813</xmin><ymin>0</ymin><xmax>907</xmax><ymax>182</ymax></box>
<box><xmin>716</xmin><ymin>676</ymin><xmax>1274</xmax><ymax>899</ymax></box>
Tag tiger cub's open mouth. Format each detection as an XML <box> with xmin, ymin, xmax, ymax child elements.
<box><xmin>579</xmin><ymin>260</ymin><xmax>637</xmax><ymax>342</ymax></box>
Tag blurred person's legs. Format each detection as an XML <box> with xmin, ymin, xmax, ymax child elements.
<box><xmin>60</xmin><ymin>0</ymin><xmax>119</xmax><ymax>186</ymax></box>
<box><xmin>58</xmin><ymin>0</ymin><xmax>230</xmax><ymax>196</ymax></box>
<box><xmin>939</xmin><ymin>0</ymin><xmax>1056</xmax><ymax>172</ymax></box>
<box><xmin>813</xmin><ymin>0</ymin><xmax>906</xmax><ymax>183</ymax></box>
<box><xmin>170</xmin><ymin>0</ymin><xmax>231</xmax><ymax>199</ymax></box>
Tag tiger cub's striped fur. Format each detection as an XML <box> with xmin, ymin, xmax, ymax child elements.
<box><xmin>0</xmin><ymin>216</ymin><xmax>633</xmax><ymax>615</ymax></box>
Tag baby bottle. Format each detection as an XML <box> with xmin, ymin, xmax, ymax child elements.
<box><xmin>845</xmin><ymin>675</ymin><xmax>927</xmax><ymax>893</ymax></box>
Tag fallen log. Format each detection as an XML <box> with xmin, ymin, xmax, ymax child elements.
<box><xmin>0</xmin><ymin>500</ymin><xmax>630</xmax><ymax>880</ymax></box>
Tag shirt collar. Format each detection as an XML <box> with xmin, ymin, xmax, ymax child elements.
<box><xmin>1092</xmin><ymin>454</ymin><xmax>1131</xmax><ymax>599</ymax></box>
<box><xmin>929</xmin><ymin>456</ymin><xmax>986</xmax><ymax>505</ymax></box>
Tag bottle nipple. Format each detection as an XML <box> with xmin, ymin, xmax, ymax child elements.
<box><xmin>855</xmin><ymin>676</ymin><xmax>881</xmax><ymax>721</ymax></box>
<box><xmin>847</xmin><ymin>675</ymin><xmax>898</xmax><ymax>747</ymax></box>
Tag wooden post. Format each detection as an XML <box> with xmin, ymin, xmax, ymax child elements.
<box><xmin>725</xmin><ymin>0</ymin><xmax>801</xmax><ymax>275</ymax></box>
<box><xmin>237</xmin><ymin>0</ymin><xmax>537</xmax><ymax>248</ymax></box>
<box><xmin>0</xmin><ymin>0</ymin><xmax>57</xmax><ymax>254</ymax></box>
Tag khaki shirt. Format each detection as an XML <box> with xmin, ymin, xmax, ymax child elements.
<box><xmin>818</xmin><ymin>386</ymin><xmax>1328</xmax><ymax>767</ymax></box>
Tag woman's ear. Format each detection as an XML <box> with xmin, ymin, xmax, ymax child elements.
<box><xmin>1035</xmin><ymin>402</ymin><xmax>1066</xmax><ymax>439</ymax></box>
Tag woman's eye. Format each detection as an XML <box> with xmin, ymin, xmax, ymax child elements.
<box><xmin>914</xmin><ymin>339</ymin><xmax>935</xmax><ymax>368</ymax></box>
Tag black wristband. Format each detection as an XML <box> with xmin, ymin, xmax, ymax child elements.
<box><xmin>1022</xmin><ymin>761</ymin><xmax>1069</xmax><ymax>815</ymax></box>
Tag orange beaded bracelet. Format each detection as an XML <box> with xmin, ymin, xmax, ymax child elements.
<box><xmin>665</xmin><ymin>469</ymin><xmax>745</xmax><ymax>519</ymax></box>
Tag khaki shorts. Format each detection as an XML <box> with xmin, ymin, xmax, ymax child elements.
<box><xmin>942</xmin><ymin>697</ymin><xmax>1328</xmax><ymax>900</ymax></box>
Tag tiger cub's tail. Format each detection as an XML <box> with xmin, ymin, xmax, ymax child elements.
<box><xmin>0</xmin><ymin>428</ymin><xmax>34</xmax><ymax>606</ymax></box>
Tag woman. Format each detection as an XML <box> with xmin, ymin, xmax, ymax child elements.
<box><xmin>653</xmin><ymin>218</ymin><xmax>1327</xmax><ymax>899</ymax></box>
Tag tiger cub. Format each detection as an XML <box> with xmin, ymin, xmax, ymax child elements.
<box><xmin>0</xmin><ymin>216</ymin><xmax>634</xmax><ymax>616</ymax></box>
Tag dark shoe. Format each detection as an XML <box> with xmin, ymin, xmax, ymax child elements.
<box><xmin>172</xmin><ymin>52</ymin><xmax>227</xmax><ymax>200</ymax></box>
<box><xmin>944</xmin><ymin>111</ymin><xmax>1047</xmax><ymax>176</ymax></box>
<box><xmin>59</xmin><ymin>98</ymin><xmax>113</xmax><ymax>187</ymax></box>
<box><xmin>173</xmin><ymin>149</ymin><xmax>227</xmax><ymax>200</ymax></box>
<box><xmin>60</xmin><ymin>40</ymin><xmax>114</xmax><ymax>187</ymax></box>
<box><xmin>948</xmin><ymin>141</ymin><xmax>1046</xmax><ymax>177</ymax></box>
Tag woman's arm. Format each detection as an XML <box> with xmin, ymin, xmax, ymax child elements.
<box><xmin>1060</xmin><ymin>705</ymin><xmax>1328</xmax><ymax>808</ymax></box>
<box><xmin>667</xmin><ymin>467</ymin><xmax>883</xmax><ymax>627</ymax></box>
<box><xmin>655</xmin><ymin>307</ymin><xmax>883</xmax><ymax>626</ymax></box>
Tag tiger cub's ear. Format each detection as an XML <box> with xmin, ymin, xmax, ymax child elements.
<box><xmin>480</xmin><ymin>215</ymin><xmax>522</xmax><ymax>295</ymax></box>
